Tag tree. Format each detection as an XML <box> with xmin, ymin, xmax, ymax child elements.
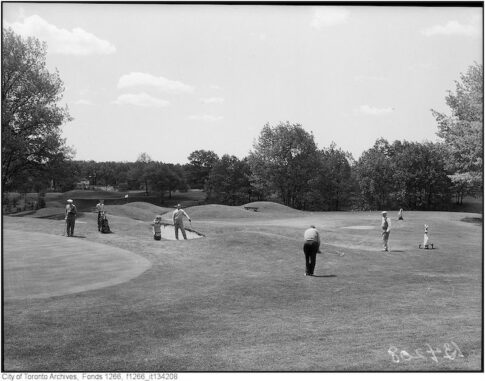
<box><xmin>134</xmin><ymin>152</ymin><xmax>153</xmax><ymax>195</ymax></box>
<box><xmin>306</xmin><ymin>143</ymin><xmax>355</xmax><ymax>210</ymax></box>
<box><xmin>186</xmin><ymin>150</ymin><xmax>219</xmax><ymax>190</ymax></box>
<box><xmin>248</xmin><ymin>122</ymin><xmax>318</xmax><ymax>209</ymax></box>
<box><xmin>390</xmin><ymin>141</ymin><xmax>451</xmax><ymax>210</ymax></box>
<box><xmin>432</xmin><ymin>62</ymin><xmax>483</xmax><ymax>203</ymax></box>
<box><xmin>355</xmin><ymin>139</ymin><xmax>452</xmax><ymax>210</ymax></box>
<box><xmin>209</xmin><ymin>155</ymin><xmax>251</xmax><ymax>205</ymax></box>
<box><xmin>2</xmin><ymin>28</ymin><xmax>72</xmax><ymax>191</ymax></box>
<box><xmin>355</xmin><ymin>139</ymin><xmax>395</xmax><ymax>210</ymax></box>
<box><xmin>165</xmin><ymin>164</ymin><xmax>187</xmax><ymax>199</ymax></box>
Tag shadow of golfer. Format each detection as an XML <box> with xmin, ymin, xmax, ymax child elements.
<box><xmin>312</xmin><ymin>274</ymin><xmax>337</xmax><ymax>278</ymax></box>
<box><xmin>71</xmin><ymin>235</ymin><xmax>87</xmax><ymax>238</ymax></box>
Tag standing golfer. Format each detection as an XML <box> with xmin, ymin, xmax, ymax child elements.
<box><xmin>381</xmin><ymin>211</ymin><xmax>391</xmax><ymax>251</ymax></box>
<box><xmin>423</xmin><ymin>224</ymin><xmax>429</xmax><ymax>247</ymax></box>
<box><xmin>398</xmin><ymin>208</ymin><xmax>403</xmax><ymax>220</ymax></box>
<box><xmin>172</xmin><ymin>204</ymin><xmax>191</xmax><ymax>240</ymax></box>
<box><xmin>65</xmin><ymin>199</ymin><xmax>77</xmax><ymax>237</ymax></box>
<box><xmin>95</xmin><ymin>199</ymin><xmax>105</xmax><ymax>232</ymax></box>
<box><xmin>303</xmin><ymin>225</ymin><xmax>321</xmax><ymax>276</ymax></box>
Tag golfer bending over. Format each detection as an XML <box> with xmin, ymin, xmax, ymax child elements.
<box><xmin>303</xmin><ymin>225</ymin><xmax>321</xmax><ymax>276</ymax></box>
<box><xmin>172</xmin><ymin>204</ymin><xmax>191</xmax><ymax>240</ymax></box>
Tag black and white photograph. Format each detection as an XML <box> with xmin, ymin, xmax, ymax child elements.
<box><xmin>1</xmin><ymin>0</ymin><xmax>483</xmax><ymax>373</ymax></box>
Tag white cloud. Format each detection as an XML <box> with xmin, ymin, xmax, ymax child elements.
<box><xmin>311</xmin><ymin>7</ymin><xmax>350</xmax><ymax>29</ymax></box>
<box><xmin>6</xmin><ymin>15</ymin><xmax>116</xmax><ymax>55</ymax></box>
<box><xmin>118</xmin><ymin>72</ymin><xmax>195</xmax><ymax>94</ymax></box>
<box><xmin>421</xmin><ymin>16</ymin><xmax>481</xmax><ymax>37</ymax></box>
<box><xmin>210</xmin><ymin>84</ymin><xmax>222</xmax><ymax>90</ymax></box>
<box><xmin>188</xmin><ymin>114</ymin><xmax>223</xmax><ymax>121</ymax></box>
<box><xmin>74</xmin><ymin>99</ymin><xmax>93</xmax><ymax>105</ymax></box>
<box><xmin>112</xmin><ymin>93</ymin><xmax>170</xmax><ymax>108</ymax></box>
<box><xmin>357</xmin><ymin>105</ymin><xmax>394</xmax><ymax>116</ymax></box>
<box><xmin>200</xmin><ymin>97</ymin><xmax>224</xmax><ymax>104</ymax></box>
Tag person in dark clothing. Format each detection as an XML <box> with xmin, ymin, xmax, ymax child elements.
<box><xmin>65</xmin><ymin>199</ymin><xmax>77</xmax><ymax>237</ymax></box>
<box><xmin>303</xmin><ymin>225</ymin><xmax>321</xmax><ymax>276</ymax></box>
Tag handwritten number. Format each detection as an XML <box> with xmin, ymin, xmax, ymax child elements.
<box><xmin>400</xmin><ymin>350</ymin><xmax>414</xmax><ymax>361</ymax></box>
<box><xmin>425</xmin><ymin>344</ymin><xmax>439</xmax><ymax>363</ymax></box>
<box><xmin>388</xmin><ymin>346</ymin><xmax>400</xmax><ymax>363</ymax></box>
<box><xmin>414</xmin><ymin>349</ymin><xmax>426</xmax><ymax>360</ymax></box>
<box><xmin>443</xmin><ymin>343</ymin><xmax>456</xmax><ymax>360</ymax></box>
<box><xmin>451</xmin><ymin>341</ymin><xmax>464</xmax><ymax>358</ymax></box>
<box><xmin>390</xmin><ymin>342</ymin><xmax>463</xmax><ymax>363</ymax></box>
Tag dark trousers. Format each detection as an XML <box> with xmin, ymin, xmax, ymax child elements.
<box><xmin>174</xmin><ymin>222</ymin><xmax>187</xmax><ymax>240</ymax></box>
<box><xmin>66</xmin><ymin>217</ymin><xmax>76</xmax><ymax>237</ymax></box>
<box><xmin>303</xmin><ymin>241</ymin><xmax>319</xmax><ymax>275</ymax></box>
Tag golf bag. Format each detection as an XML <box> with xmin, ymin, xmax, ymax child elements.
<box><xmin>99</xmin><ymin>212</ymin><xmax>111</xmax><ymax>233</ymax></box>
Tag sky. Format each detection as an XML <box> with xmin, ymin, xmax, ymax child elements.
<box><xmin>3</xmin><ymin>2</ymin><xmax>483</xmax><ymax>164</ymax></box>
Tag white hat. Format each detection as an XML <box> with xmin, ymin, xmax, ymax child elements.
<box><xmin>382</xmin><ymin>211</ymin><xmax>387</xmax><ymax>214</ymax></box>
<box><xmin>67</xmin><ymin>199</ymin><xmax>73</xmax><ymax>203</ymax></box>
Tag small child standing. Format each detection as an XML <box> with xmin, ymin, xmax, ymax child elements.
<box><xmin>153</xmin><ymin>216</ymin><xmax>162</xmax><ymax>240</ymax></box>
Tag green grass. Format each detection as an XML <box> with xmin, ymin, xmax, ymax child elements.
<box><xmin>2</xmin><ymin>203</ymin><xmax>482</xmax><ymax>371</ymax></box>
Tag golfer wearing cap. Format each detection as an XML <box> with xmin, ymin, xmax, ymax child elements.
<box><xmin>65</xmin><ymin>199</ymin><xmax>77</xmax><ymax>237</ymax></box>
<box><xmin>303</xmin><ymin>225</ymin><xmax>321</xmax><ymax>276</ymax></box>
<box><xmin>381</xmin><ymin>211</ymin><xmax>391</xmax><ymax>251</ymax></box>
<box><xmin>172</xmin><ymin>204</ymin><xmax>191</xmax><ymax>240</ymax></box>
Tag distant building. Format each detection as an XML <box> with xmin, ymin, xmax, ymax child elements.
<box><xmin>75</xmin><ymin>180</ymin><xmax>90</xmax><ymax>190</ymax></box>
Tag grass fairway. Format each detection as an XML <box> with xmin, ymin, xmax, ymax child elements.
<box><xmin>2</xmin><ymin>202</ymin><xmax>482</xmax><ymax>371</ymax></box>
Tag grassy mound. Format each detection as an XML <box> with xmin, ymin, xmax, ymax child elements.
<box><xmin>61</xmin><ymin>190</ymin><xmax>123</xmax><ymax>199</ymax></box>
<box><xmin>243</xmin><ymin>201</ymin><xmax>302</xmax><ymax>214</ymax></box>
<box><xmin>184</xmin><ymin>204</ymin><xmax>257</xmax><ymax>219</ymax></box>
<box><xmin>105</xmin><ymin>202</ymin><xmax>172</xmax><ymax>221</ymax></box>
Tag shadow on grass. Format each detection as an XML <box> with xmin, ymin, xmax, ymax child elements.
<box><xmin>461</xmin><ymin>217</ymin><xmax>482</xmax><ymax>225</ymax></box>
<box><xmin>312</xmin><ymin>274</ymin><xmax>337</xmax><ymax>278</ymax></box>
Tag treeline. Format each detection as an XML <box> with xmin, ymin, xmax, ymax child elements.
<box><xmin>2</xmin><ymin>27</ymin><xmax>482</xmax><ymax>211</ymax></box>
<box><xmin>46</xmin><ymin>121</ymin><xmax>473</xmax><ymax>211</ymax></box>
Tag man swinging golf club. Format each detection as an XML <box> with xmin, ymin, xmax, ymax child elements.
<box><xmin>172</xmin><ymin>204</ymin><xmax>191</xmax><ymax>240</ymax></box>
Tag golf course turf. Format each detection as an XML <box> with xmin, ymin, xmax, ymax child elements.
<box><xmin>2</xmin><ymin>202</ymin><xmax>482</xmax><ymax>371</ymax></box>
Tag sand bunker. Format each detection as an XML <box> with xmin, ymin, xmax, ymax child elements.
<box><xmin>158</xmin><ymin>224</ymin><xmax>204</xmax><ymax>240</ymax></box>
<box><xmin>3</xmin><ymin>230</ymin><xmax>151</xmax><ymax>300</ymax></box>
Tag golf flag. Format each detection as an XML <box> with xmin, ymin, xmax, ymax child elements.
<box><xmin>124</xmin><ymin>194</ymin><xmax>129</xmax><ymax>198</ymax></box>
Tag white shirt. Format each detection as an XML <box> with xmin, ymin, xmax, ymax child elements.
<box><xmin>172</xmin><ymin>208</ymin><xmax>190</xmax><ymax>224</ymax></box>
<box><xmin>382</xmin><ymin>217</ymin><xmax>391</xmax><ymax>232</ymax></box>
<box><xmin>304</xmin><ymin>228</ymin><xmax>320</xmax><ymax>244</ymax></box>
<box><xmin>96</xmin><ymin>203</ymin><xmax>105</xmax><ymax>212</ymax></box>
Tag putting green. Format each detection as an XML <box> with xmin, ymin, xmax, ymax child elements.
<box><xmin>3</xmin><ymin>230</ymin><xmax>151</xmax><ymax>300</ymax></box>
